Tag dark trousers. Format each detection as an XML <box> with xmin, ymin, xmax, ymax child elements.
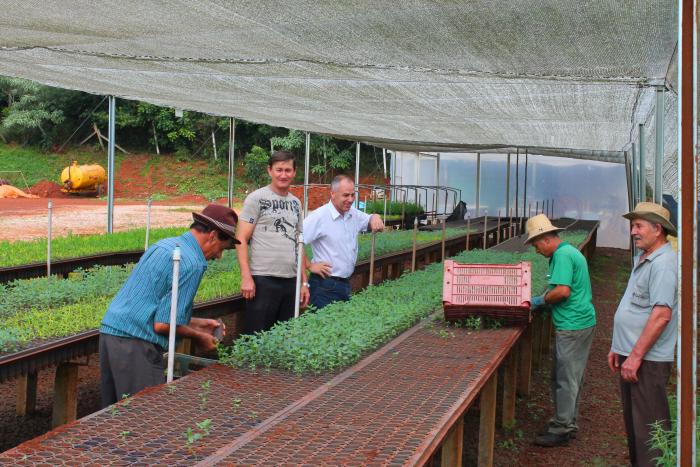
<box><xmin>309</xmin><ymin>274</ymin><xmax>351</xmax><ymax>310</ymax></box>
<box><xmin>244</xmin><ymin>275</ymin><xmax>296</xmax><ymax>334</ymax></box>
<box><xmin>619</xmin><ymin>357</ymin><xmax>673</xmax><ymax>467</ymax></box>
<box><xmin>99</xmin><ymin>333</ymin><xmax>165</xmax><ymax>408</ymax></box>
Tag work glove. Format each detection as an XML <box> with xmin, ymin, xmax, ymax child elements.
<box><xmin>530</xmin><ymin>294</ymin><xmax>545</xmax><ymax>310</ymax></box>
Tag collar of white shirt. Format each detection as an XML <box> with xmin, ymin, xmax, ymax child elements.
<box><xmin>328</xmin><ymin>202</ymin><xmax>352</xmax><ymax>221</ymax></box>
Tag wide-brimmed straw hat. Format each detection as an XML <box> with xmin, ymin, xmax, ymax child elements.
<box><xmin>192</xmin><ymin>204</ymin><xmax>241</xmax><ymax>243</ymax></box>
<box><xmin>622</xmin><ymin>202</ymin><xmax>677</xmax><ymax>236</ymax></box>
<box><xmin>524</xmin><ymin>214</ymin><xmax>565</xmax><ymax>244</ymax></box>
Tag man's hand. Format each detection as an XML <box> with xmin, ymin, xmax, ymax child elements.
<box><xmin>620</xmin><ymin>354</ymin><xmax>641</xmax><ymax>383</ymax></box>
<box><xmin>190</xmin><ymin>318</ymin><xmax>225</xmax><ymax>336</ymax></box>
<box><xmin>241</xmin><ymin>275</ymin><xmax>255</xmax><ymax>300</ymax></box>
<box><xmin>300</xmin><ymin>284</ymin><xmax>310</xmax><ymax>308</ymax></box>
<box><xmin>369</xmin><ymin>214</ymin><xmax>385</xmax><ymax>232</ymax></box>
<box><xmin>197</xmin><ymin>333</ymin><xmax>218</xmax><ymax>353</ymax></box>
<box><xmin>607</xmin><ymin>351</ymin><xmax>620</xmax><ymax>373</ymax></box>
<box><xmin>530</xmin><ymin>294</ymin><xmax>545</xmax><ymax>310</ymax></box>
<box><xmin>310</xmin><ymin>261</ymin><xmax>332</xmax><ymax>278</ymax></box>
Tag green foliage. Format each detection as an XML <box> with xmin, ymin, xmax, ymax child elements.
<box><xmin>0</xmin><ymin>226</ymin><xmax>184</xmax><ymax>267</ymax></box>
<box><xmin>219</xmin><ymin>231</ymin><xmax>589</xmax><ymax>374</ymax></box>
<box><xmin>364</xmin><ymin>200</ymin><xmax>424</xmax><ymax>217</ymax></box>
<box><xmin>243</xmin><ymin>145</ymin><xmax>270</xmax><ymax>187</ymax></box>
<box><xmin>0</xmin><ymin>143</ymin><xmax>99</xmax><ymax>187</ymax></box>
<box><xmin>648</xmin><ymin>395</ymin><xmax>700</xmax><ymax>466</ymax></box>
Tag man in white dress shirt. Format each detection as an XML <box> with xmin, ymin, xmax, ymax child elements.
<box><xmin>303</xmin><ymin>174</ymin><xmax>384</xmax><ymax>309</ymax></box>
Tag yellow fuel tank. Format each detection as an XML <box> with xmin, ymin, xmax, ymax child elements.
<box><xmin>60</xmin><ymin>161</ymin><xmax>107</xmax><ymax>193</ymax></box>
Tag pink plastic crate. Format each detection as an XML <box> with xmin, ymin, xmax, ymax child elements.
<box><xmin>442</xmin><ymin>260</ymin><xmax>532</xmax><ymax>324</ymax></box>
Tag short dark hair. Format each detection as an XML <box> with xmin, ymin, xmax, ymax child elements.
<box><xmin>269</xmin><ymin>150</ymin><xmax>296</xmax><ymax>169</ymax></box>
<box><xmin>190</xmin><ymin>221</ymin><xmax>230</xmax><ymax>241</ymax></box>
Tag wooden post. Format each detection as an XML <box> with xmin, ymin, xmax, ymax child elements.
<box><xmin>531</xmin><ymin>313</ymin><xmax>543</xmax><ymax>372</ymax></box>
<box><xmin>16</xmin><ymin>371</ymin><xmax>38</xmax><ymax>416</ymax></box>
<box><xmin>52</xmin><ymin>363</ymin><xmax>79</xmax><ymax>427</ymax></box>
<box><xmin>478</xmin><ymin>372</ymin><xmax>498</xmax><ymax>467</ymax></box>
<box><xmin>441</xmin><ymin>218</ymin><xmax>446</xmax><ymax>262</ymax></box>
<box><xmin>517</xmin><ymin>325</ymin><xmax>533</xmax><ymax>397</ymax></box>
<box><xmin>441</xmin><ymin>416</ymin><xmax>464</xmax><ymax>467</ymax></box>
<box><xmin>540</xmin><ymin>314</ymin><xmax>552</xmax><ymax>360</ymax></box>
<box><xmin>502</xmin><ymin>349</ymin><xmax>518</xmax><ymax>428</ymax></box>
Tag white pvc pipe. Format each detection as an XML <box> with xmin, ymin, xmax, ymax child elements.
<box><xmin>107</xmin><ymin>96</ymin><xmax>116</xmax><ymax>234</ymax></box>
<box><xmin>294</xmin><ymin>232</ymin><xmax>304</xmax><ymax>318</ymax></box>
<box><xmin>304</xmin><ymin>132</ymin><xmax>310</xmax><ymax>217</ymax></box>
<box><xmin>145</xmin><ymin>197</ymin><xmax>152</xmax><ymax>250</ymax></box>
<box><xmin>166</xmin><ymin>245</ymin><xmax>181</xmax><ymax>383</ymax></box>
<box><xmin>47</xmin><ymin>200</ymin><xmax>52</xmax><ymax>277</ymax></box>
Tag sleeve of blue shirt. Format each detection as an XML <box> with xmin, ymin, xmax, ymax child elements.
<box><xmin>549</xmin><ymin>251</ymin><xmax>574</xmax><ymax>288</ymax></box>
<box><xmin>648</xmin><ymin>260</ymin><xmax>677</xmax><ymax>309</ymax></box>
<box><xmin>153</xmin><ymin>261</ymin><xmax>203</xmax><ymax>327</ymax></box>
<box><xmin>357</xmin><ymin>209</ymin><xmax>372</xmax><ymax>232</ymax></box>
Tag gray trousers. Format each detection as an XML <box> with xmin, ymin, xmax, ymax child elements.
<box><xmin>99</xmin><ymin>333</ymin><xmax>165</xmax><ymax>408</ymax></box>
<box><xmin>548</xmin><ymin>325</ymin><xmax>595</xmax><ymax>434</ymax></box>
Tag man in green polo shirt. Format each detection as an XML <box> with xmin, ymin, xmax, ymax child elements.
<box><xmin>526</xmin><ymin>214</ymin><xmax>596</xmax><ymax>447</ymax></box>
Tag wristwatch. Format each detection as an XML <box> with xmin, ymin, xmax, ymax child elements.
<box><xmin>302</xmin><ymin>282</ymin><xmax>310</xmax><ymax>288</ymax></box>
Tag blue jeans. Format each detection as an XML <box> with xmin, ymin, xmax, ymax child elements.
<box><xmin>309</xmin><ymin>274</ymin><xmax>351</xmax><ymax>310</ymax></box>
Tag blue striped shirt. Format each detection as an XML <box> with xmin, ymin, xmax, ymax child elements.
<box><xmin>100</xmin><ymin>231</ymin><xmax>207</xmax><ymax>349</ymax></box>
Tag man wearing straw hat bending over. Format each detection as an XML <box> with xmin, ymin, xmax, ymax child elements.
<box><xmin>525</xmin><ymin>214</ymin><xmax>596</xmax><ymax>447</ymax></box>
<box><xmin>609</xmin><ymin>202</ymin><xmax>677</xmax><ymax>467</ymax></box>
<box><xmin>99</xmin><ymin>204</ymin><xmax>238</xmax><ymax>408</ymax></box>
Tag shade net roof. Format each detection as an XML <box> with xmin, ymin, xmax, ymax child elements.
<box><xmin>0</xmin><ymin>1</ymin><xmax>679</xmax><ymax>166</ymax></box>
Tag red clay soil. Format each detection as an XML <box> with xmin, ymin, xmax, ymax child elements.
<box><xmin>27</xmin><ymin>181</ymin><xmax>71</xmax><ymax>198</ymax></box>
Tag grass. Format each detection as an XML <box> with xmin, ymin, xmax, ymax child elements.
<box><xmin>0</xmin><ymin>226</ymin><xmax>185</xmax><ymax>267</ymax></box>
<box><xmin>0</xmin><ymin>142</ymin><xmax>123</xmax><ymax>187</ymax></box>
<box><xmin>648</xmin><ymin>395</ymin><xmax>700</xmax><ymax>466</ymax></box>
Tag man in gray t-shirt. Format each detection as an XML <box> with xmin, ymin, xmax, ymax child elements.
<box><xmin>609</xmin><ymin>202</ymin><xmax>677</xmax><ymax>467</ymax></box>
<box><xmin>236</xmin><ymin>151</ymin><xmax>309</xmax><ymax>334</ymax></box>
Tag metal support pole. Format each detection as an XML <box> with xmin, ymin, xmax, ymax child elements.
<box><xmin>435</xmin><ymin>153</ymin><xmax>441</xmax><ymax>216</ymax></box>
<box><xmin>528</xmin><ymin>202</ymin><xmax>532</xmax><ymax>219</ymax></box>
<box><xmin>294</xmin><ymin>233</ymin><xmax>304</xmax><ymax>318</ymax></box>
<box><xmin>354</xmin><ymin>142</ymin><xmax>360</xmax><ymax>208</ymax></box>
<box><xmin>638</xmin><ymin>123</ymin><xmax>646</xmax><ymax>201</ymax></box>
<box><xmin>551</xmin><ymin>199</ymin><xmax>555</xmax><ymax>219</ymax></box>
<box><xmin>483</xmin><ymin>209</ymin><xmax>488</xmax><ymax>249</ymax></box>
<box><xmin>505</xmin><ymin>153</ymin><xmax>511</xmax><ymax>217</ymax></box>
<box><xmin>411</xmin><ymin>218</ymin><xmax>418</xmax><ymax>272</ymax></box>
<box><xmin>496</xmin><ymin>209</ymin><xmax>501</xmax><ymax>244</ymax></box>
<box><xmin>47</xmin><ymin>201</ymin><xmax>52</xmax><ymax>277</ymax></box>
<box><xmin>441</xmin><ymin>217</ymin><xmax>446</xmax><ymax>262</ymax></box>
<box><xmin>466</xmin><ymin>215</ymin><xmax>471</xmax><ymax>251</ymax></box>
<box><xmin>145</xmin><ymin>197</ymin><xmax>152</xmax><ymax>250</ymax></box>
<box><xmin>106</xmin><ymin>96</ymin><xmax>116</xmax><ymax>234</ymax></box>
<box><xmin>166</xmin><ymin>245</ymin><xmax>181</xmax><ymax>383</ymax></box>
<box><xmin>631</xmin><ymin>142</ymin><xmax>639</xmax><ymax>205</ymax></box>
<box><xmin>382</xmin><ymin>191</ymin><xmax>387</xmax><ymax>225</ymax></box>
<box><xmin>654</xmin><ymin>87</ymin><xmax>665</xmax><ymax>204</ymax></box>
<box><xmin>676</xmin><ymin>3</ymin><xmax>697</xmax><ymax>462</ymax></box>
<box><xmin>369</xmin><ymin>231</ymin><xmax>377</xmax><ymax>286</ymax></box>
<box><xmin>515</xmin><ymin>149</ymin><xmax>520</xmax><ymax>218</ymax></box>
<box><xmin>304</xmin><ymin>132</ymin><xmax>310</xmax><ymax>217</ymax></box>
<box><xmin>227</xmin><ymin>118</ymin><xmax>235</xmax><ymax>208</ymax></box>
<box><xmin>523</xmin><ymin>149</ymin><xmax>529</xmax><ymax>221</ymax></box>
<box><xmin>382</xmin><ymin>148</ymin><xmax>387</xmax><ymax>179</ymax></box>
<box><xmin>475</xmin><ymin>153</ymin><xmax>481</xmax><ymax>216</ymax></box>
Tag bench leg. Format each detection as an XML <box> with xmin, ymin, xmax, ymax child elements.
<box><xmin>502</xmin><ymin>349</ymin><xmax>518</xmax><ymax>428</ymax></box>
<box><xmin>532</xmin><ymin>314</ymin><xmax>543</xmax><ymax>372</ymax></box>
<box><xmin>441</xmin><ymin>416</ymin><xmax>464</xmax><ymax>467</ymax></box>
<box><xmin>478</xmin><ymin>372</ymin><xmax>498</xmax><ymax>467</ymax></box>
<box><xmin>52</xmin><ymin>362</ymin><xmax>79</xmax><ymax>427</ymax></box>
<box><xmin>16</xmin><ymin>371</ymin><xmax>38</xmax><ymax>416</ymax></box>
<box><xmin>517</xmin><ymin>325</ymin><xmax>533</xmax><ymax>397</ymax></box>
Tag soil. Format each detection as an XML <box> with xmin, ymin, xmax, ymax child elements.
<box><xmin>27</xmin><ymin>181</ymin><xmax>71</xmax><ymax>198</ymax></box>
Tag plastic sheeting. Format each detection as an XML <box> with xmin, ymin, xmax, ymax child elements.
<box><xmin>0</xmin><ymin>0</ymin><xmax>677</xmax><ymax>161</ymax></box>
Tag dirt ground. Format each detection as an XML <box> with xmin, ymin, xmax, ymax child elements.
<box><xmin>0</xmin><ymin>198</ymin><xmax>208</xmax><ymax>242</ymax></box>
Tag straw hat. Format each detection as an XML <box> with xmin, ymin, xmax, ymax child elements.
<box><xmin>622</xmin><ymin>202</ymin><xmax>677</xmax><ymax>236</ymax></box>
<box><xmin>192</xmin><ymin>203</ymin><xmax>241</xmax><ymax>243</ymax></box>
<box><xmin>524</xmin><ymin>214</ymin><xmax>565</xmax><ymax>244</ymax></box>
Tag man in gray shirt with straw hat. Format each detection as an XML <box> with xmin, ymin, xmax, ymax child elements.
<box><xmin>609</xmin><ymin>202</ymin><xmax>677</xmax><ymax>467</ymax></box>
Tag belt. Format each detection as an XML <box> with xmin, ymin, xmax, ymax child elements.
<box><xmin>313</xmin><ymin>274</ymin><xmax>350</xmax><ymax>282</ymax></box>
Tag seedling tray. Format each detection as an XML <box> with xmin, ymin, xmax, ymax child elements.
<box><xmin>442</xmin><ymin>260</ymin><xmax>532</xmax><ymax>324</ymax></box>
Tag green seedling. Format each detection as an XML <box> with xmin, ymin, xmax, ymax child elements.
<box><xmin>199</xmin><ymin>380</ymin><xmax>211</xmax><ymax>410</ymax></box>
<box><xmin>120</xmin><ymin>431</ymin><xmax>130</xmax><ymax>442</ymax></box>
<box><xmin>120</xmin><ymin>393</ymin><xmax>131</xmax><ymax>406</ymax></box>
<box><xmin>231</xmin><ymin>398</ymin><xmax>242</xmax><ymax>411</ymax></box>
<box><xmin>166</xmin><ymin>384</ymin><xmax>177</xmax><ymax>394</ymax></box>
<box><xmin>110</xmin><ymin>405</ymin><xmax>119</xmax><ymax>417</ymax></box>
